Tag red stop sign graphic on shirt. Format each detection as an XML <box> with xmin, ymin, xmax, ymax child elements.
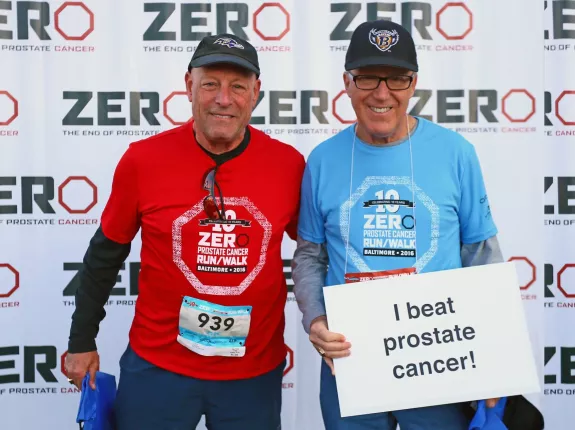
<box><xmin>172</xmin><ymin>197</ymin><xmax>271</xmax><ymax>296</ymax></box>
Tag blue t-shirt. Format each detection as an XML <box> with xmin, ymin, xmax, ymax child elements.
<box><xmin>297</xmin><ymin>117</ymin><xmax>498</xmax><ymax>287</ymax></box>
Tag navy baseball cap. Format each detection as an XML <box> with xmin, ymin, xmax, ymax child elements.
<box><xmin>188</xmin><ymin>33</ymin><xmax>260</xmax><ymax>77</ymax></box>
<box><xmin>345</xmin><ymin>20</ymin><xmax>418</xmax><ymax>72</ymax></box>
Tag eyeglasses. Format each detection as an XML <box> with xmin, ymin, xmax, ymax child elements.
<box><xmin>202</xmin><ymin>167</ymin><xmax>226</xmax><ymax>220</ymax></box>
<box><xmin>348</xmin><ymin>73</ymin><xmax>414</xmax><ymax>91</ymax></box>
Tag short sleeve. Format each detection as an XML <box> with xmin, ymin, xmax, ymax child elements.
<box><xmin>297</xmin><ymin>160</ymin><xmax>325</xmax><ymax>244</ymax></box>
<box><xmin>100</xmin><ymin>144</ymin><xmax>141</xmax><ymax>244</ymax></box>
<box><xmin>459</xmin><ymin>144</ymin><xmax>498</xmax><ymax>244</ymax></box>
<box><xmin>285</xmin><ymin>152</ymin><xmax>306</xmax><ymax>241</ymax></box>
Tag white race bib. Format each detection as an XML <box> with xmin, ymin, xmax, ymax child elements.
<box><xmin>177</xmin><ymin>295</ymin><xmax>252</xmax><ymax>357</ymax></box>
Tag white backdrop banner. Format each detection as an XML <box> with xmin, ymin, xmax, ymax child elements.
<box><xmin>0</xmin><ymin>1</ymin><xmax>572</xmax><ymax>429</ymax></box>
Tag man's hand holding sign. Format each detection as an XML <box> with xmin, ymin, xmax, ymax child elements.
<box><xmin>319</xmin><ymin>262</ymin><xmax>539</xmax><ymax>418</ymax></box>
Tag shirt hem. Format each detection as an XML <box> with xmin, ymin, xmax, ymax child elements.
<box><xmin>461</xmin><ymin>228</ymin><xmax>498</xmax><ymax>245</ymax></box>
<box><xmin>297</xmin><ymin>230</ymin><xmax>325</xmax><ymax>244</ymax></box>
<box><xmin>129</xmin><ymin>341</ymin><xmax>287</xmax><ymax>381</ymax></box>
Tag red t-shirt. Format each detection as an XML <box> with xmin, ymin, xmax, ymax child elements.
<box><xmin>100</xmin><ymin>120</ymin><xmax>305</xmax><ymax>380</ymax></box>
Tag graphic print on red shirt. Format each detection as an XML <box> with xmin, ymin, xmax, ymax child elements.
<box><xmin>100</xmin><ymin>120</ymin><xmax>305</xmax><ymax>380</ymax></box>
<box><xmin>173</xmin><ymin>191</ymin><xmax>272</xmax><ymax>296</ymax></box>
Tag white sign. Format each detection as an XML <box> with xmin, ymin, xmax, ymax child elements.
<box><xmin>323</xmin><ymin>262</ymin><xmax>541</xmax><ymax>418</ymax></box>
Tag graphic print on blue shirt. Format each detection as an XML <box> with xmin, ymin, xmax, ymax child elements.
<box><xmin>298</xmin><ymin>117</ymin><xmax>498</xmax><ymax>288</ymax></box>
<box><xmin>357</xmin><ymin>179</ymin><xmax>416</xmax><ymax>258</ymax></box>
<box><xmin>341</xmin><ymin>175</ymin><xmax>442</xmax><ymax>276</ymax></box>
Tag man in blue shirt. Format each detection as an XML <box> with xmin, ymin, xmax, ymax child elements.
<box><xmin>292</xmin><ymin>19</ymin><xmax>503</xmax><ymax>430</ymax></box>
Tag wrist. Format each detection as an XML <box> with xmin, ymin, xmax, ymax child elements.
<box><xmin>68</xmin><ymin>338</ymin><xmax>97</xmax><ymax>354</ymax></box>
<box><xmin>310</xmin><ymin>315</ymin><xmax>327</xmax><ymax>330</ymax></box>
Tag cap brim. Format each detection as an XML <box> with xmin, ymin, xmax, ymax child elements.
<box><xmin>189</xmin><ymin>54</ymin><xmax>260</xmax><ymax>76</ymax></box>
<box><xmin>345</xmin><ymin>56</ymin><xmax>418</xmax><ymax>72</ymax></box>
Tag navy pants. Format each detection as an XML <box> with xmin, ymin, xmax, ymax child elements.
<box><xmin>320</xmin><ymin>360</ymin><xmax>470</xmax><ymax>430</ymax></box>
<box><xmin>114</xmin><ymin>344</ymin><xmax>284</xmax><ymax>430</ymax></box>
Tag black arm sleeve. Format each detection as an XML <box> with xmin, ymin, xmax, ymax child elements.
<box><xmin>67</xmin><ymin>226</ymin><xmax>132</xmax><ymax>353</ymax></box>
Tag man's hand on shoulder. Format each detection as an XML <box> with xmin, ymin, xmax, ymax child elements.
<box><xmin>65</xmin><ymin>351</ymin><xmax>100</xmax><ymax>391</ymax></box>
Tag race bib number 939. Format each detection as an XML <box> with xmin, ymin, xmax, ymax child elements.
<box><xmin>177</xmin><ymin>296</ymin><xmax>252</xmax><ymax>357</ymax></box>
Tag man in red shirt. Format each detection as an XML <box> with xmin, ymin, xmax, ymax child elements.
<box><xmin>64</xmin><ymin>33</ymin><xmax>305</xmax><ymax>429</ymax></box>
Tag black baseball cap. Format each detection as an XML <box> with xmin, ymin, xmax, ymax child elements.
<box><xmin>188</xmin><ymin>33</ymin><xmax>260</xmax><ymax>77</ymax></box>
<box><xmin>345</xmin><ymin>20</ymin><xmax>418</xmax><ymax>72</ymax></box>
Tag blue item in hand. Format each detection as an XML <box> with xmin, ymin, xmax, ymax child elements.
<box><xmin>469</xmin><ymin>398</ymin><xmax>508</xmax><ymax>430</ymax></box>
<box><xmin>76</xmin><ymin>371</ymin><xmax>117</xmax><ymax>430</ymax></box>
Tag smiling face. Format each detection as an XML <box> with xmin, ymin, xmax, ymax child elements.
<box><xmin>185</xmin><ymin>63</ymin><xmax>260</xmax><ymax>151</ymax></box>
<box><xmin>343</xmin><ymin>65</ymin><xmax>417</xmax><ymax>145</ymax></box>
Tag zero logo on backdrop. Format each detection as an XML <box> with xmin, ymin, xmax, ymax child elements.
<box><xmin>0</xmin><ymin>1</ymin><xmax>95</xmax><ymax>52</ymax></box>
